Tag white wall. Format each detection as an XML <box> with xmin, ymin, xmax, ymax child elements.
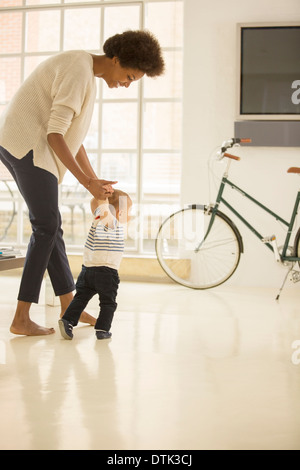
<box><xmin>182</xmin><ymin>0</ymin><xmax>300</xmax><ymax>288</ymax></box>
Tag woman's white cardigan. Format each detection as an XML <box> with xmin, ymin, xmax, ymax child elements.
<box><xmin>0</xmin><ymin>50</ymin><xmax>96</xmax><ymax>184</ymax></box>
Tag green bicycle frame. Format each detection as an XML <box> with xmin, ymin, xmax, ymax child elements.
<box><xmin>210</xmin><ymin>173</ymin><xmax>300</xmax><ymax>262</ymax></box>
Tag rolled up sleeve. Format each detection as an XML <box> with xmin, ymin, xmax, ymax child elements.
<box><xmin>47</xmin><ymin>104</ymin><xmax>75</xmax><ymax>136</ymax></box>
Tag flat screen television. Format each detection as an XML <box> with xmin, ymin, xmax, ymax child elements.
<box><xmin>237</xmin><ymin>23</ymin><xmax>300</xmax><ymax>120</ymax></box>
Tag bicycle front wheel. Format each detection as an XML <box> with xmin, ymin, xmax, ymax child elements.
<box><xmin>155</xmin><ymin>206</ymin><xmax>243</xmax><ymax>289</ymax></box>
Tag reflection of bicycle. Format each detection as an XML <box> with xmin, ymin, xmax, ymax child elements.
<box><xmin>155</xmin><ymin>138</ymin><xmax>300</xmax><ymax>297</ymax></box>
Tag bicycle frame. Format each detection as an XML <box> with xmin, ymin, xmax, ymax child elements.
<box><xmin>210</xmin><ymin>160</ymin><xmax>300</xmax><ymax>263</ymax></box>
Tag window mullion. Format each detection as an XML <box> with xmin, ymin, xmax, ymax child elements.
<box><xmin>135</xmin><ymin>0</ymin><xmax>144</xmax><ymax>253</ymax></box>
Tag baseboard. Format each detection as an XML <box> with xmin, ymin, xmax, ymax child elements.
<box><xmin>0</xmin><ymin>255</ymin><xmax>173</xmax><ymax>284</ymax></box>
<box><xmin>68</xmin><ymin>255</ymin><xmax>172</xmax><ymax>284</ymax></box>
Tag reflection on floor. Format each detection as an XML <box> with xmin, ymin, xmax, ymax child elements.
<box><xmin>0</xmin><ymin>276</ymin><xmax>300</xmax><ymax>450</ymax></box>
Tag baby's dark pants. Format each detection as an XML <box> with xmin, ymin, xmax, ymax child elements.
<box><xmin>62</xmin><ymin>265</ymin><xmax>120</xmax><ymax>332</ymax></box>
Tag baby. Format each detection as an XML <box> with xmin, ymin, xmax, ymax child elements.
<box><xmin>59</xmin><ymin>189</ymin><xmax>132</xmax><ymax>340</ymax></box>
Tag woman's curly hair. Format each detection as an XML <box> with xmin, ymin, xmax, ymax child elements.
<box><xmin>103</xmin><ymin>30</ymin><xmax>165</xmax><ymax>77</ymax></box>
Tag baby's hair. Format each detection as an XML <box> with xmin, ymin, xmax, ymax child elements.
<box><xmin>108</xmin><ymin>189</ymin><xmax>132</xmax><ymax>214</ymax></box>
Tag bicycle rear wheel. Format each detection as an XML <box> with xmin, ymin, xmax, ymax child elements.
<box><xmin>155</xmin><ymin>206</ymin><xmax>243</xmax><ymax>289</ymax></box>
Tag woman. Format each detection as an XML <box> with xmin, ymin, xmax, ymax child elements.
<box><xmin>0</xmin><ymin>30</ymin><xmax>165</xmax><ymax>336</ymax></box>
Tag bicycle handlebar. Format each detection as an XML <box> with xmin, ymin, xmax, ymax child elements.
<box><xmin>217</xmin><ymin>137</ymin><xmax>252</xmax><ymax>160</ymax></box>
<box><xmin>221</xmin><ymin>138</ymin><xmax>251</xmax><ymax>152</ymax></box>
<box><xmin>224</xmin><ymin>153</ymin><xmax>241</xmax><ymax>161</ymax></box>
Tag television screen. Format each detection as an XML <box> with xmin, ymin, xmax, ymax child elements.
<box><xmin>239</xmin><ymin>25</ymin><xmax>300</xmax><ymax>117</ymax></box>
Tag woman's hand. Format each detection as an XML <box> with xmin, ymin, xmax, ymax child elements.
<box><xmin>46</xmin><ymin>135</ymin><xmax>117</xmax><ymax>197</ymax></box>
<box><xmin>87</xmin><ymin>178</ymin><xmax>117</xmax><ymax>199</ymax></box>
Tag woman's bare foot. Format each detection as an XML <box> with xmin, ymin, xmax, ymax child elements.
<box><xmin>10</xmin><ymin>319</ymin><xmax>55</xmax><ymax>336</ymax></box>
<box><xmin>59</xmin><ymin>292</ymin><xmax>96</xmax><ymax>326</ymax></box>
<box><xmin>10</xmin><ymin>300</ymin><xmax>55</xmax><ymax>336</ymax></box>
<box><xmin>59</xmin><ymin>310</ymin><xmax>96</xmax><ymax>326</ymax></box>
<box><xmin>78</xmin><ymin>311</ymin><xmax>96</xmax><ymax>326</ymax></box>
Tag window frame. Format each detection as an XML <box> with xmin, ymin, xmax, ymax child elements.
<box><xmin>0</xmin><ymin>0</ymin><xmax>183</xmax><ymax>256</ymax></box>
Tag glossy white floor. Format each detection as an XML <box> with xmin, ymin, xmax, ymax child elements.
<box><xmin>0</xmin><ymin>275</ymin><xmax>300</xmax><ymax>450</ymax></box>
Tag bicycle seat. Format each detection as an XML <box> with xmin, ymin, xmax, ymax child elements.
<box><xmin>287</xmin><ymin>167</ymin><xmax>300</xmax><ymax>174</ymax></box>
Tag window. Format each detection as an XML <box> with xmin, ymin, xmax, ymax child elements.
<box><xmin>0</xmin><ymin>0</ymin><xmax>183</xmax><ymax>255</ymax></box>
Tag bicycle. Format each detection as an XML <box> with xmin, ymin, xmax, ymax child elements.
<box><xmin>155</xmin><ymin>138</ymin><xmax>300</xmax><ymax>298</ymax></box>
